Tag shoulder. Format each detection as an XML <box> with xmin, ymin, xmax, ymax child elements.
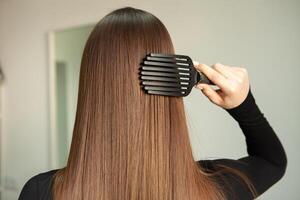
<box><xmin>198</xmin><ymin>159</ymin><xmax>256</xmax><ymax>199</ymax></box>
<box><xmin>198</xmin><ymin>157</ymin><xmax>286</xmax><ymax>200</ymax></box>
<box><xmin>18</xmin><ymin>169</ymin><xmax>60</xmax><ymax>200</ymax></box>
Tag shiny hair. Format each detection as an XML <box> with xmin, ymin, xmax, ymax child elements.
<box><xmin>51</xmin><ymin>6</ymin><xmax>257</xmax><ymax>199</ymax></box>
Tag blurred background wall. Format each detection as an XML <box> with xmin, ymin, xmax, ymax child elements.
<box><xmin>0</xmin><ymin>0</ymin><xmax>299</xmax><ymax>199</ymax></box>
<box><xmin>54</xmin><ymin>25</ymin><xmax>94</xmax><ymax>167</ymax></box>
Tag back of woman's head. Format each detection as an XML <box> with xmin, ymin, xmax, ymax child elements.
<box><xmin>52</xmin><ymin>6</ymin><xmax>225</xmax><ymax>200</ymax></box>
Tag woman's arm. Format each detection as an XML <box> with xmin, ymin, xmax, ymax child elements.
<box><xmin>226</xmin><ymin>88</ymin><xmax>287</xmax><ymax>170</ymax></box>
<box><xmin>194</xmin><ymin>62</ymin><xmax>287</xmax><ymax>199</ymax></box>
<box><xmin>198</xmin><ymin>88</ymin><xmax>287</xmax><ymax>199</ymax></box>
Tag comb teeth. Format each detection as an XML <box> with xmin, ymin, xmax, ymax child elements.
<box><xmin>143</xmin><ymin>60</ymin><xmax>189</xmax><ymax>69</ymax></box>
<box><xmin>149</xmin><ymin>53</ymin><xmax>190</xmax><ymax>60</ymax></box>
<box><xmin>141</xmin><ymin>71</ymin><xmax>190</xmax><ymax>78</ymax></box>
<box><xmin>141</xmin><ymin>66</ymin><xmax>189</xmax><ymax>73</ymax></box>
<box><xmin>148</xmin><ymin>90</ymin><xmax>185</xmax><ymax>97</ymax></box>
<box><xmin>139</xmin><ymin>53</ymin><xmax>198</xmax><ymax>97</ymax></box>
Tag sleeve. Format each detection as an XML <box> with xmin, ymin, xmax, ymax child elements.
<box><xmin>18</xmin><ymin>174</ymin><xmax>40</xmax><ymax>200</ymax></box>
<box><xmin>198</xmin><ymin>87</ymin><xmax>287</xmax><ymax>199</ymax></box>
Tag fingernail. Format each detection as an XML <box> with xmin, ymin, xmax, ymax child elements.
<box><xmin>197</xmin><ymin>84</ymin><xmax>204</xmax><ymax>90</ymax></box>
<box><xmin>193</xmin><ymin>61</ymin><xmax>199</xmax><ymax>66</ymax></box>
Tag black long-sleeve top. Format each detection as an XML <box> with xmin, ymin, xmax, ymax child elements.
<box><xmin>18</xmin><ymin>88</ymin><xmax>287</xmax><ymax>200</ymax></box>
<box><xmin>198</xmin><ymin>88</ymin><xmax>287</xmax><ymax>199</ymax></box>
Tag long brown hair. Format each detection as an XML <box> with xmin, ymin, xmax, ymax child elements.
<box><xmin>52</xmin><ymin>7</ymin><xmax>257</xmax><ymax>200</ymax></box>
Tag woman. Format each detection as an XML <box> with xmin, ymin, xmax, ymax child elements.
<box><xmin>19</xmin><ymin>6</ymin><xmax>287</xmax><ymax>200</ymax></box>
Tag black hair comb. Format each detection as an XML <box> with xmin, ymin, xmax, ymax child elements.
<box><xmin>139</xmin><ymin>53</ymin><xmax>215</xmax><ymax>97</ymax></box>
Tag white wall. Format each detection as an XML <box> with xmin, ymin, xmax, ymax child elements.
<box><xmin>0</xmin><ymin>0</ymin><xmax>299</xmax><ymax>199</ymax></box>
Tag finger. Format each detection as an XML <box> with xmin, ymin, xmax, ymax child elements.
<box><xmin>223</xmin><ymin>65</ymin><xmax>244</xmax><ymax>83</ymax></box>
<box><xmin>211</xmin><ymin>63</ymin><xmax>240</xmax><ymax>80</ymax></box>
<box><xmin>194</xmin><ymin>63</ymin><xmax>231</xmax><ymax>92</ymax></box>
<box><xmin>196</xmin><ymin>83</ymin><xmax>224</xmax><ymax>106</ymax></box>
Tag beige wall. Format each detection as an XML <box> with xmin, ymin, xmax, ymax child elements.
<box><xmin>0</xmin><ymin>0</ymin><xmax>299</xmax><ymax>199</ymax></box>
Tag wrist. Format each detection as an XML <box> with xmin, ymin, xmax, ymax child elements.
<box><xmin>224</xmin><ymin>86</ymin><xmax>263</xmax><ymax>123</ymax></box>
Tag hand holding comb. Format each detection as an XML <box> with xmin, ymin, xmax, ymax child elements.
<box><xmin>139</xmin><ymin>53</ymin><xmax>215</xmax><ymax>97</ymax></box>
